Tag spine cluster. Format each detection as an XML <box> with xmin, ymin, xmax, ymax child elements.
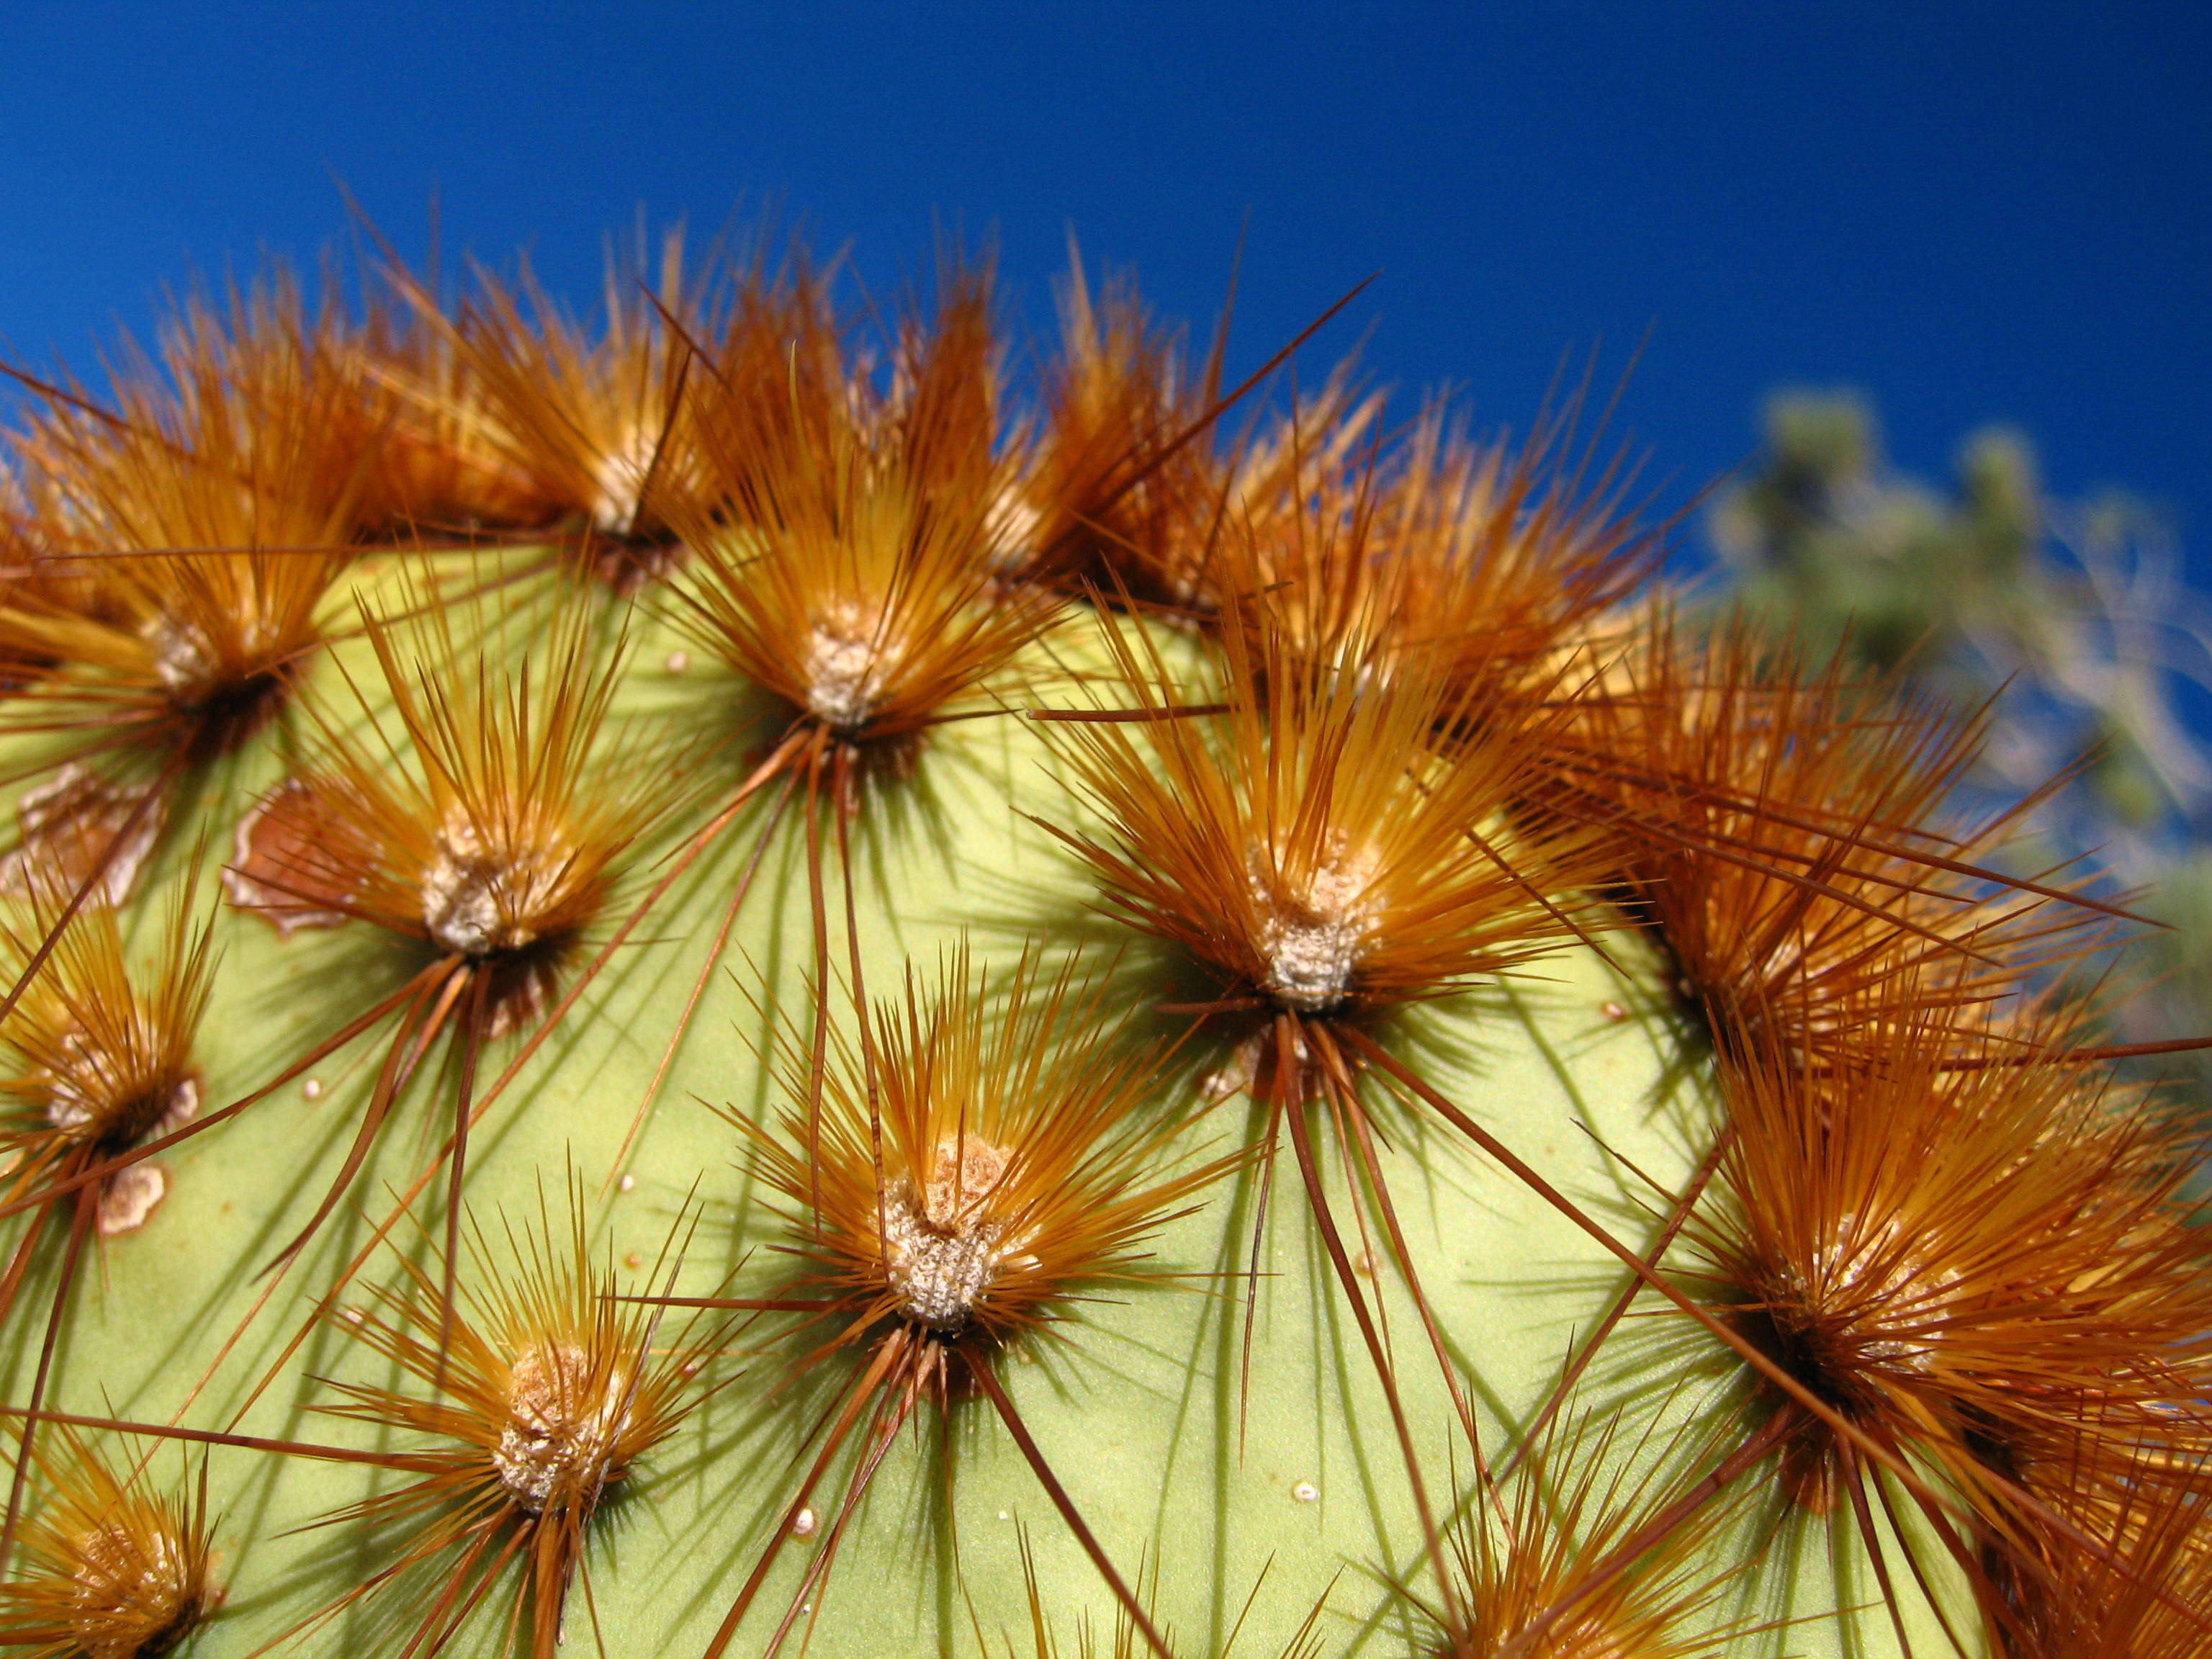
<box><xmin>0</xmin><ymin>227</ymin><xmax>2199</xmax><ymax>1659</ymax></box>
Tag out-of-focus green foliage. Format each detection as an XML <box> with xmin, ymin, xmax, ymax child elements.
<box><xmin>1711</xmin><ymin>392</ymin><xmax>2212</xmax><ymax>1115</ymax></box>
<box><xmin>1714</xmin><ymin>397</ymin><xmax>2033</xmax><ymax>676</ymax></box>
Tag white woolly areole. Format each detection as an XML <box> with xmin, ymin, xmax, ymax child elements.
<box><xmin>40</xmin><ymin>1045</ymin><xmax>198</xmax><ymax>1236</ymax></box>
<box><xmin>802</xmin><ymin>602</ymin><xmax>890</xmax><ymax>731</ymax></box>
<box><xmin>44</xmin><ymin>1043</ymin><xmax>200</xmax><ymax>1143</ymax></box>
<box><xmin>494</xmin><ymin>1340</ymin><xmax>637</xmax><ymax>1515</ymax></box>
<box><xmin>880</xmin><ymin>1136</ymin><xmax>1033</xmax><ymax>1331</ymax></box>
<box><xmin>72</xmin><ymin>1516</ymin><xmax>192</xmax><ymax>1611</ymax></box>
<box><xmin>148</xmin><ymin>611</ymin><xmax>284</xmax><ymax>697</ymax></box>
<box><xmin>1251</xmin><ymin>837</ymin><xmax>1380</xmax><ymax>1012</ymax></box>
<box><xmin>983</xmin><ymin>486</ymin><xmax>1041</xmax><ymax>576</ymax></box>
<box><xmin>1798</xmin><ymin>1213</ymin><xmax>1963</xmax><ymax>1377</ymax></box>
<box><xmin>420</xmin><ymin>813</ymin><xmax>562</xmax><ymax>958</ymax></box>
<box><xmin>586</xmin><ymin>422</ymin><xmax>666</xmax><ymax>537</ymax></box>
<box><xmin>150</xmin><ymin>617</ymin><xmax>216</xmax><ymax>695</ymax></box>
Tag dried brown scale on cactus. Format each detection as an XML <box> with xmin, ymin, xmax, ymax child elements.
<box><xmin>0</xmin><ymin>589</ymin><xmax>683</xmax><ymax>1574</ymax></box>
<box><xmin>0</xmin><ymin>889</ymin><xmax>212</xmax><ymax>1246</ymax></box>
<box><xmin>0</xmin><ymin>360</ymin><xmax>361</xmax><ymax>953</ymax></box>
<box><xmin>0</xmin><ymin>221</ymin><xmax>2200</xmax><ymax>1659</ymax></box>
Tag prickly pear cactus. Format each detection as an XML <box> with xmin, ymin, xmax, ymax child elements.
<box><xmin>0</xmin><ymin>233</ymin><xmax>2202</xmax><ymax>1659</ymax></box>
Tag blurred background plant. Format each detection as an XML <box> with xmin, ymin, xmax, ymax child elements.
<box><xmin>1709</xmin><ymin>392</ymin><xmax>2212</xmax><ymax>1124</ymax></box>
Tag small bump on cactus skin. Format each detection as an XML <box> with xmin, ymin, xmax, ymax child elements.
<box><xmin>0</xmin><ymin>222</ymin><xmax>2203</xmax><ymax>1659</ymax></box>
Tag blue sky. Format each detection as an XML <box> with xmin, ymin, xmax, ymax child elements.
<box><xmin>0</xmin><ymin>2</ymin><xmax>2205</xmax><ymax>577</ymax></box>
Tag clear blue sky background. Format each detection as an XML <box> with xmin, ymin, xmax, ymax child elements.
<box><xmin>0</xmin><ymin>2</ymin><xmax>2205</xmax><ymax>580</ymax></box>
